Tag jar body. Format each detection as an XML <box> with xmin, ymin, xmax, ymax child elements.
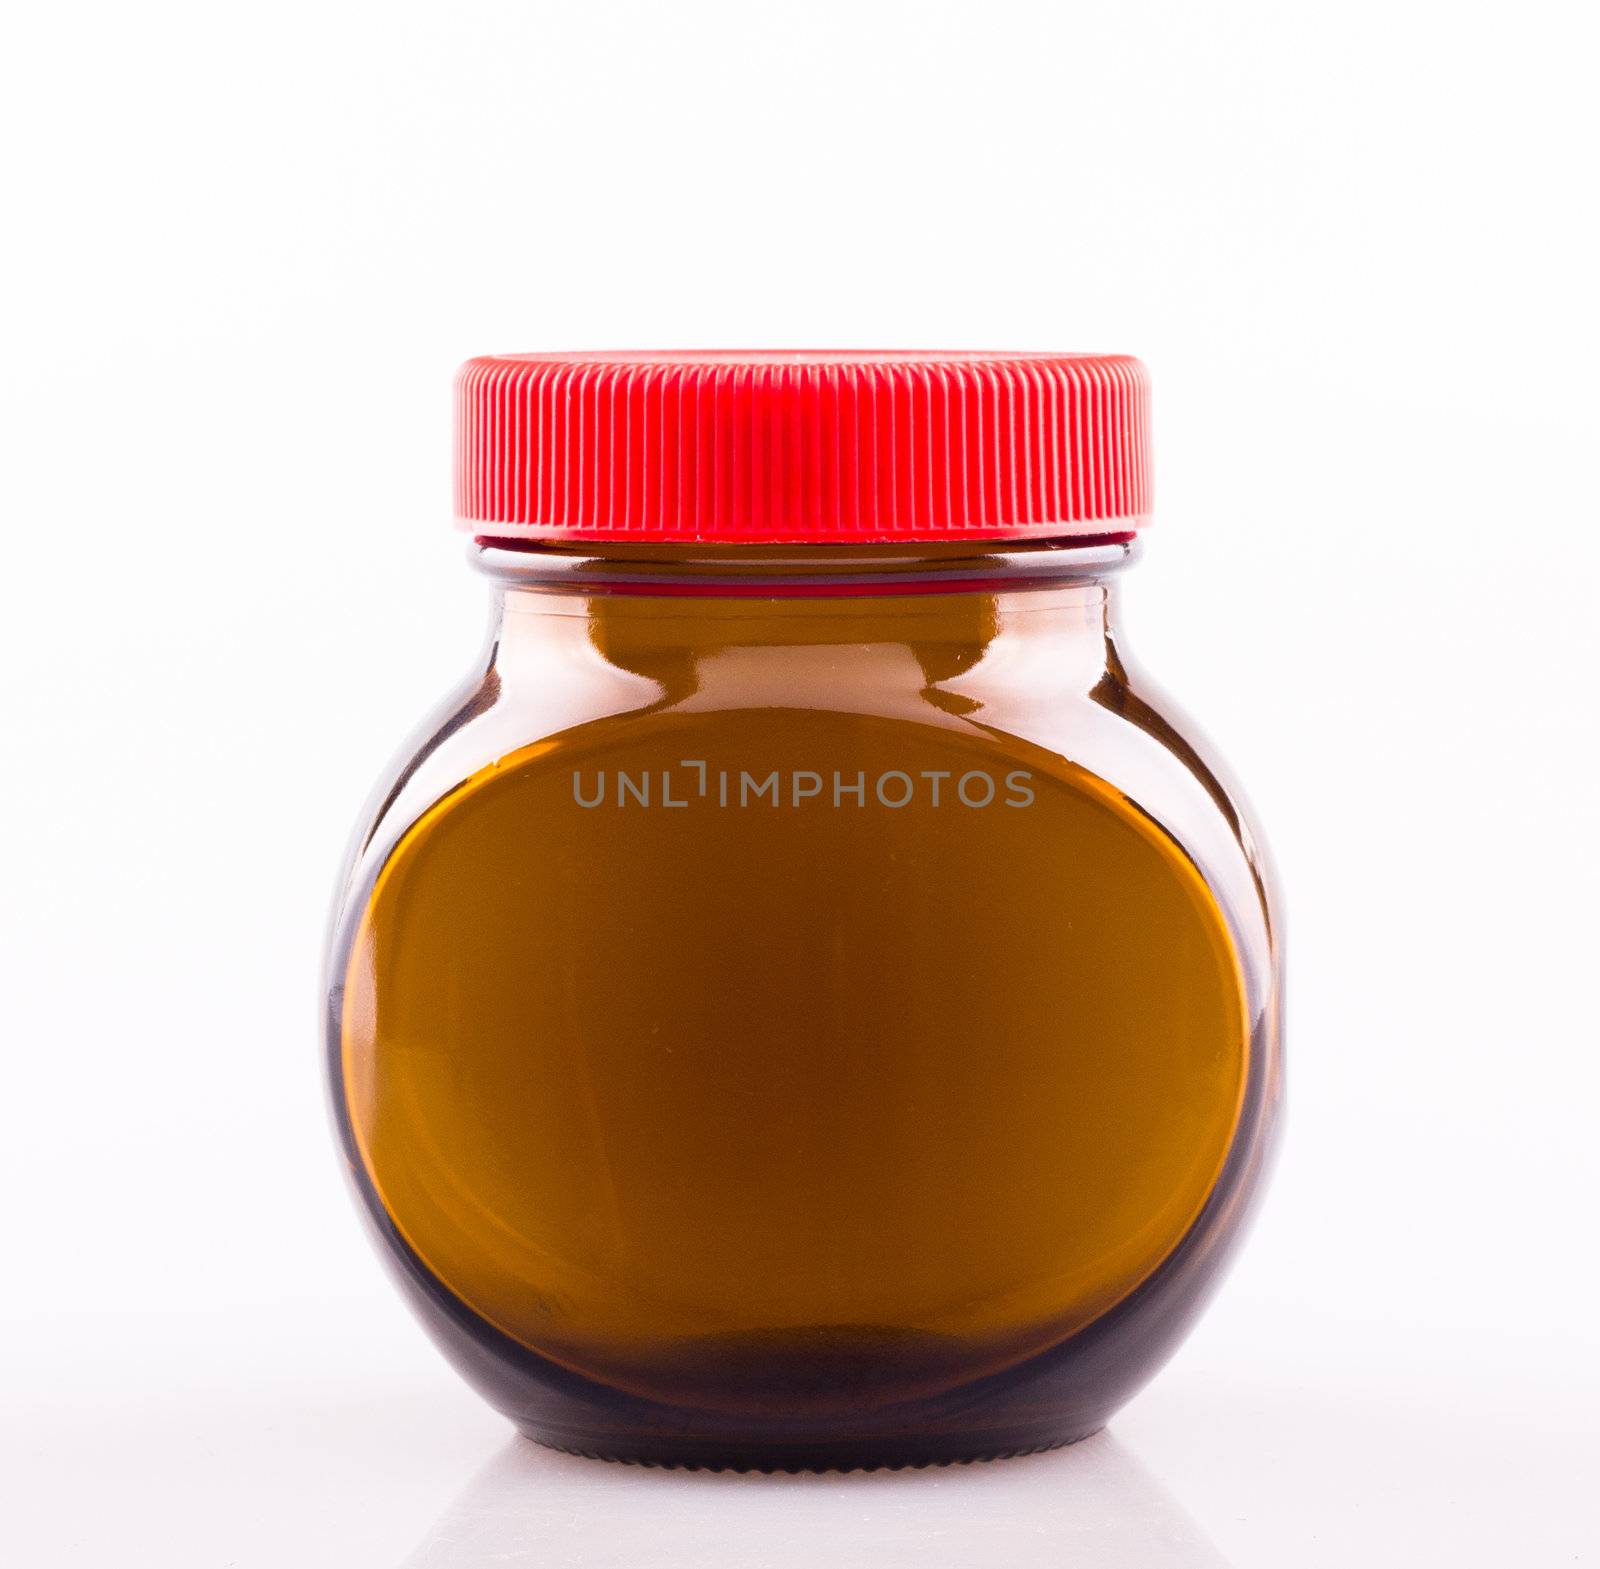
<box><xmin>326</xmin><ymin>542</ymin><xmax>1282</xmax><ymax>1469</ymax></box>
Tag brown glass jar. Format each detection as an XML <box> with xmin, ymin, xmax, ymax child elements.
<box><xmin>326</xmin><ymin>353</ymin><xmax>1282</xmax><ymax>1470</ymax></box>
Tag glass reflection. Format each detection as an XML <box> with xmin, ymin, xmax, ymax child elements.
<box><xmin>403</xmin><ymin>1430</ymin><xmax>1229</xmax><ymax>1569</ymax></box>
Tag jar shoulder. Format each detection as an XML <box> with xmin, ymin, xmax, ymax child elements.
<box><xmin>332</xmin><ymin>645</ymin><xmax>1278</xmax><ymax>983</ymax></box>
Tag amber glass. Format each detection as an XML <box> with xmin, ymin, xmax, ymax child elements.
<box><xmin>326</xmin><ymin>539</ymin><xmax>1282</xmax><ymax>1470</ymax></box>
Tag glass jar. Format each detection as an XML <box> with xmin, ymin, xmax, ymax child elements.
<box><xmin>325</xmin><ymin>352</ymin><xmax>1283</xmax><ymax>1470</ymax></box>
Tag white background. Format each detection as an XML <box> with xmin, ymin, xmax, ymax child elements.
<box><xmin>3</xmin><ymin>3</ymin><xmax>1597</xmax><ymax>1564</ymax></box>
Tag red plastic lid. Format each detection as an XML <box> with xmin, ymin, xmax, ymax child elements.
<box><xmin>455</xmin><ymin>351</ymin><xmax>1150</xmax><ymax>543</ymax></box>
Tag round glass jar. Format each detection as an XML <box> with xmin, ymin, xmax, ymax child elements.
<box><xmin>325</xmin><ymin>352</ymin><xmax>1283</xmax><ymax>1470</ymax></box>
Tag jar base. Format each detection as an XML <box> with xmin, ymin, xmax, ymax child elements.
<box><xmin>521</xmin><ymin>1426</ymin><xmax>1103</xmax><ymax>1474</ymax></box>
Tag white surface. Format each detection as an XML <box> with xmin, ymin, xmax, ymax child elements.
<box><xmin>6</xmin><ymin>1303</ymin><xmax>1594</xmax><ymax>1567</ymax></box>
<box><xmin>3</xmin><ymin>0</ymin><xmax>1598</xmax><ymax>1562</ymax></box>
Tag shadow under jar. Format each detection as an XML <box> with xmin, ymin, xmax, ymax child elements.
<box><xmin>326</xmin><ymin>352</ymin><xmax>1283</xmax><ymax>1471</ymax></box>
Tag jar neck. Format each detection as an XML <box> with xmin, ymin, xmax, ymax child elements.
<box><xmin>473</xmin><ymin>538</ymin><xmax>1136</xmax><ymax>698</ymax></box>
<box><xmin>472</xmin><ymin>535</ymin><xmax>1137</xmax><ymax>600</ymax></box>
